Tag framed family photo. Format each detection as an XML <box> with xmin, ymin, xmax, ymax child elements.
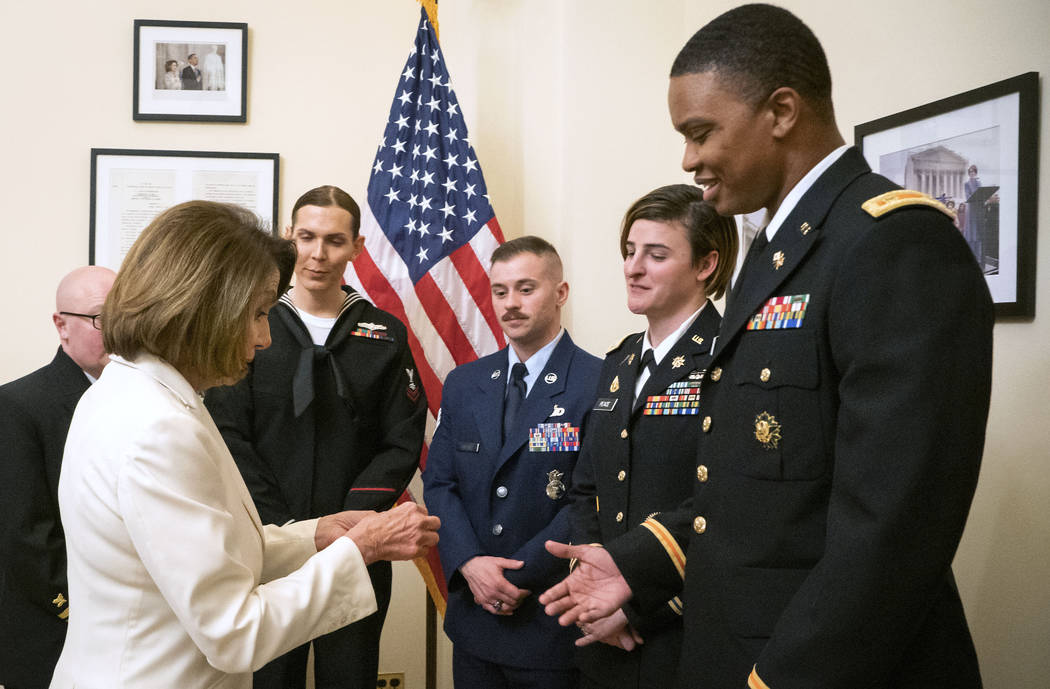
<box><xmin>90</xmin><ymin>148</ymin><xmax>279</xmax><ymax>270</ymax></box>
<box><xmin>133</xmin><ymin>20</ymin><xmax>248</xmax><ymax>122</ymax></box>
<box><xmin>856</xmin><ymin>72</ymin><xmax>1039</xmax><ymax>319</ymax></box>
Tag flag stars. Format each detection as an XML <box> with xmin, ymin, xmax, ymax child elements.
<box><xmin>423</xmin><ymin>145</ymin><xmax>438</xmax><ymax>161</ymax></box>
<box><xmin>408</xmin><ymin>194</ymin><xmax>420</xmax><ymax>209</ymax></box>
<box><xmin>404</xmin><ymin>218</ymin><xmax>416</xmax><ymax>234</ymax></box>
<box><xmin>395</xmin><ymin>114</ymin><xmax>410</xmax><ymax>130</ymax></box>
<box><xmin>373</xmin><ymin>159</ymin><xmax>384</xmax><ymax>174</ymax></box>
<box><xmin>427</xmin><ymin>96</ymin><xmax>441</xmax><ymax>110</ymax></box>
<box><xmin>389</xmin><ymin>163</ymin><xmax>403</xmax><ymax>179</ymax></box>
<box><xmin>416</xmin><ymin>246</ymin><xmax>429</xmax><ymax>263</ymax></box>
<box><xmin>402</xmin><ymin>65</ymin><xmax>415</xmax><ymax>81</ymax></box>
<box><xmin>398</xmin><ymin>90</ymin><xmax>413</xmax><ymax>105</ymax></box>
<box><xmin>409</xmin><ymin>169</ymin><xmax>421</xmax><ymax>183</ymax></box>
<box><xmin>445</xmin><ymin>128</ymin><xmax>459</xmax><ymax>144</ymax></box>
<box><xmin>424</xmin><ymin>120</ymin><xmax>439</xmax><ymax>136</ymax></box>
<box><xmin>427</xmin><ymin>73</ymin><xmax>443</xmax><ymax>88</ymax></box>
<box><xmin>464</xmin><ymin>183</ymin><xmax>477</xmax><ymax>199</ymax></box>
<box><xmin>392</xmin><ymin>140</ymin><xmax>407</xmax><ymax>154</ymax></box>
<box><xmin>430</xmin><ymin>50</ymin><xmax>441</xmax><ymax>65</ymax></box>
<box><xmin>412</xmin><ymin>144</ymin><xmax>421</xmax><ymax>158</ymax></box>
<box><xmin>420</xmin><ymin>170</ymin><xmax>436</xmax><ymax>188</ymax></box>
<box><xmin>444</xmin><ymin>152</ymin><xmax>459</xmax><ymax>169</ymax></box>
<box><xmin>442</xmin><ymin>178</ymin><xmax>458</xmax><ymax>194</ymax></box>
<box><xmin>384</xmin><ymin>188</ymin><xmax>400</xmax><ymax>204</ymax></box>
<box><xmin>440</xmin><ymin>201</ymin><xmax>456</xmax><ymax>219</ymax></box>
<box><xmin>419</xmin><ymin>196</ymin><xmax>434</xmax><ymax>211</ymax></box>
<box><xmin>463</xmin><ymin>157</ymin><xmax>479</xmax><ymax>173</ymax></box>
<box><xmin>448</xmin><ymin>102</ymin><xmax>460</xmax><ymax>116</ymax></box>
<box><xmin>439</xmin><ymin>227</ymin><xmax>454</xmax><ymax>243</ymax></box>
<box><xmin>463</xmin><ymin>208</ymin><xmax>478</xmax><ymax>224</ymax></box>
<box><xmin>417</xmin><ymin>221</ymin><xmax>430</xmax><ymax>236</ymax></box>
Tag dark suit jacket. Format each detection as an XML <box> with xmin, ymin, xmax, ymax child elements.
<box><xmin>608</xmin><ymin>148</ymin><xmax>992</xmax><ymax>689</ymax></box>
<box><xmin>181</xmin><ymin>64</ymin><xmax>201</xmax><ymax>89</ymax></box>
<box><xmin>423</xmin><ymin>332</ymin><xmax>601</xmax><ymax>669</ymax></box>
<box><xmin>0</xmin><ymin>348</ymin><xmax>89</xmax><ymax>689</ymax></box>
<box><xmin>570</xmin><ymin>303</ymin><xmax>721</xmax><ymax>689</ymax></box>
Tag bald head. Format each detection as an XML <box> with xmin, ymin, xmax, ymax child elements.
<box><xmin>53</xmin><ymin>266</ymin><xmax>116</xmax><ymax>378</ymax></box>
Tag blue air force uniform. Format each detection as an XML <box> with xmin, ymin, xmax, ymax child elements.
<box><xmin>423</xmin><ymin>331</ymin><xmax>601</xmax><ymax>683</ymax></box>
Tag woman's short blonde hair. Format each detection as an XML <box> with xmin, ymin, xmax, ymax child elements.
<box><xmin>103</xmin><ymin>201</ymin><xmax>295</xmax><ymax>384</ymax></box>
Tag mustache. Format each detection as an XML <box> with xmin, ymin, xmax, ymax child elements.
<box><xmin>501</xmin><ymin>311</ymin><xmax>527</xmax><ymax>321</ymax></box>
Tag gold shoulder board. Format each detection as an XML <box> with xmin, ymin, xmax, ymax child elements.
<box><xmin>607</xmin><ymin>332</ymin><xmax>635</xmax><ymax>354</ymax></box>
<box><xmin>862</xmin><ymin>190</ymin><xmax>955</xmax><ymax>220</ymax></box>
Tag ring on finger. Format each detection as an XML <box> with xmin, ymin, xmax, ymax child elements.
<box><xmin>493</xmin><ymin>600</ymin><xmax>503</xmax><ymax>611</ymax></box>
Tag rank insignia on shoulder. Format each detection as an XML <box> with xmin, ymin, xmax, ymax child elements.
<box><xmin>747</xmin><ymin>294</ymin><xmax>810</xmax><ymax>331</ymax></box>
<box><xmin>755</xmin><ymin>411</ymin><xmax>781</xmax><ymax>449</ymax></box>
<box><xmin>529</xmin><ymin>423</ymin><xmax>580</xmax><ymax>452</ymax></box>
<box><xmin>405</xmin><ymin>368</ymin><xmax>420</xmax><ymax>402</ymax></box>
<box><xmin>53</xmin><ymin>593</ymin><xmax>66</xmax><ymax>608</ymax></box>
<box><xmin>607</xmin><ymin>333</ymin><xmax>634</xmax><ymax>353</ymax></box>
<box><xmin>862</xmin><ymin>190</ymin><xmax>954</xmax><ymax>219</ymax></box>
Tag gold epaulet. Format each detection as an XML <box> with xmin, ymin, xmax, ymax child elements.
<box><xmin>862</xmin><ymin>190</ymin><xmax>955</xmax><ymax>220</ymax></box>
<box><xmin>606</xmin><ymin>332</ymin><xmax>637</xmax><ymax>354</ymax></box>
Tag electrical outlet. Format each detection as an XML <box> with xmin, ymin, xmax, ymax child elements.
<box><xmin>376</xmin><ymin>672</ymin><xmax>405</xmax><ymax>688</ymax></box>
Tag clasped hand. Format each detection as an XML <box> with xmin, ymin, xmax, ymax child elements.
<box><xmin>460</xmin><ymin>555</ymin><xmax>530</xmax><ymax>616</ymax></box>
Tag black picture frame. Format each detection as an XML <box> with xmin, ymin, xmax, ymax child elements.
<box><xmin>90</xmin><ymin>148</ymin><xmax>280</xmax><ymax>269</ymax></box>
<box><xmin>133</xmin><ymin>19</ymin><xmax>248</xmax><ymax>123</ymax></box>
<box><xmin>856</xmin><ymin>72</ymin><xmax>1039</xmax><ymax>320</ymax></box>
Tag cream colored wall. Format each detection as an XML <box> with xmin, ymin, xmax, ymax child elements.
<box><xmin>2</xmin><ymin>1</ymin><xmax>1047</xmax><ymax>688</ymax></box>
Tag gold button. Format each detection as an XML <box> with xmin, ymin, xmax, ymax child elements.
<box><xmin>616</xmin><ymin>511</ymin><xmax>624</xmax><ymax>523</ymax></box>
<box><xmin>710</xmin><ymin>367</ymin><xmax>723</xmax><ymax>382</ymax></box>
<box><xmin>693</xmin><ymin>516</ymin><xmax>707</xmax><ymax>534</ymax></box>
<box><xmin>617</xmin><ymin>470</ymin><xmax>626</xmax><ymax>481</ymax></box>
<box><xmin>620</xmin><ymin>429</ymin><xmax>628</xmax><ymax>439</ymax></box>
<box><xmin>696</xmin><ymin>465</ymin><xmax>708</xmax><ymax>482</ymax></box>
<box><xmin>702</xmin><ymin>416</ymin><xmax>712</xmax><ymax>432</ymax></box>
<box><xmin>760</xmin><ymin>367</ymin><xmax>771</xmax><ymax>383</ymax></box>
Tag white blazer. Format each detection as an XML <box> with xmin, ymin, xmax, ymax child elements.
<box><xmin>51</xmin><ymin>354</ymin><xmax>377</xmax><ymax>689</ymax></box>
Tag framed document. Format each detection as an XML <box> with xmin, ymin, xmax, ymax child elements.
<box><xmin>90</xmin><ymin>148</ymin><xmax>279</xmax><ymax>270</ymax></box>
<box><xmin>133</xmin><ymin>20</ymin><xmax>248</xmax><ymax>122</ymax></box>
<box><xmin>856</xmin><ymin>72</ymin><xmax>1039</xmax><ymax>319</ymax></box>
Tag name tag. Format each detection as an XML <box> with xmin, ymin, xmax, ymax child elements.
<box><xmin>593</xmin><ymin>398</ymin><xmax>618</xmax><ymax>412</ymax></box>
<box><xmin>456</xmin><ymin>441</ymin><xmax>480</xmax><ymax>453</ymax></box>
<box><xmin>529</xmin><ymin>423</ymin><xmax>581</xmax><ymax>452</ymax></box>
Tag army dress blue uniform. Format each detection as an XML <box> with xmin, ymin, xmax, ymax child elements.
<box><xmin>570</xmin><ymin>303</ymin><xmax>722</xmax><ymax>689</ymax></box>
<box><xmin>423</xmin><ymin>331</ymin><xmax>601</xmax><ymax>687</ymax></box>
<box><xmin>606</xmin><ymin>147</ymin><xmax>993</xmax><ymax>689</ymax></box>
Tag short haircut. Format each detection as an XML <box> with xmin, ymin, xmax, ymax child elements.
<box><xmin>671</xmin><ymin>4</ymin><xmax>834</xmax><ymax>122</ymax></box>
<box><xmin>490</xmin><ymin>235</ymin><xmax>564</xmax><ymax>281</ymax></box>
<box><xmin>188</xmin><ymin>53</ymin><xmax>197</xmax><ymax>60</ymax></box>
<box><xmin>620</xmin><ymin>184</ymin><xmax>738</xmax><ymax>300</ymax></box>
<box><xmin>291</xmin><ymin>185</ymin><xmax>362</xmax><ymax>237</ymax></box>
<box><xmin>103</xmin><ymin>201</ymin><xmax>296</xmax><ymax>385</ymax></box>
<box><xmin>165</xmin><ymin>59</ymin><xmax>177</xmax><ymax>72</ymax></box>
<box><xmin>968</xmin><ymin>165</ymin><xmax>978</xmax><ymax>174</ymax></box>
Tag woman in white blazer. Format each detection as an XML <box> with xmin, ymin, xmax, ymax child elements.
<box><xmin>51</xmin><ymin>201</ymin><xmax>440</xmax><ymax>689</ymax></box>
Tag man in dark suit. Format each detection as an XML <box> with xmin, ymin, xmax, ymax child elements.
<box><xmin>541</xmin><ymin>5</ymin><xmax>993</xmax><ymax>689</ymax></box>
<box><xmin>0</xmin><ymin>266</ymin><xmax>115</xmax><ymax>689</ymax></box>
<box><xmin>423</xmin><ymin>236</ymin><xmax>601</xmax><ymax>689</ymax></box>
<box><xmin>205</xmin><ymin>186</ymin><xmax>427</xmax><ymax>689</ymax></box>
<box><xmin>181</xmin><ymin>53</ymin><xmax>201</xmax><ymax>89</ymax></box>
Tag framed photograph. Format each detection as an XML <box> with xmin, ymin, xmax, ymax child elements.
<box><xmin>133</xmin><ymin>20</ymin><xmax>248</xmax><ymax>122</ymax></box>
<box><xmin>856</xmin><ymin>72</ymin><xmax>1039</xmax><ymax>319</ymax></box>
<box><xmin>90</xmin><ymin>148</ymin><xmax>279</xmax><ymax>269</ymax></box>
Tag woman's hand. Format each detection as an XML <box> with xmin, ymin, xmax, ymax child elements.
<box><xmin>346</xmin><ymin>502</ymin><xmax>440</xmax><ymax>564</ymax></box>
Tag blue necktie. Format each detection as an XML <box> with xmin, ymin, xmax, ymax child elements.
<box><xmin>502</xmin><ymin>363</ymin><xmax>528</xmax><ymax>442</ymax></box>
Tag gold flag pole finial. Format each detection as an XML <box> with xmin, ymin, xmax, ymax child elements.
<box><xmin>418</xmin><ymin>0</ymin><xmax>439</xmax><ymax>41</ymax></box>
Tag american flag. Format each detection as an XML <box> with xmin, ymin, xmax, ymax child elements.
<box><xmin>346</xmin><ymin>7</ymin><xmax>506</xmax><ymax>420</ymax></box>
<box><xmin>344</xmin><ymin>6</ymin><xmax>506</xmax><ymax>611</ymax></box>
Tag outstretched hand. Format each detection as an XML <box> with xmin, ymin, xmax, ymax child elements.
<box><xmin>538</xmin><ymin>541</ymin><xmax>633</xmax><ymax>627</ymax></box>
<box><xmin>347</xmin><ymin>502</ymin><xmax>440</xmax><ymax>564</ymax></box>
<box><xmin>575</xmin><ymin>608</ymin><xmax>644</xmax><ymax>651</ymax></box>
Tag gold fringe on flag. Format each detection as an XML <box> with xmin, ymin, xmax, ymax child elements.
<box><xmin>417</xmin><ymin>0</ymin><xmax>439</xmax><ymax>41</ymax></box>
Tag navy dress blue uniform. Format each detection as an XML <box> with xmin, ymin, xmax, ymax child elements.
<box><xmin>607</xmin><ymin>148</ymin><xmax>993</xmax><ymax>689</ymax></box>
<box><xmin>570</xmin><ymin>304</ymin><xmax>721</xmax><ymax>689</ymax></box>
<box><xmin>0</xmin><ymin>348</ymin><xmax>88</xmax><ymax>689</ymax></box>
<box><xmin>205</xmin><ymin>286</ymin><xmax>426</xmax><ymax>689</ymax></box>
<box><xmin>423</xmin><ymin>332</ymin><xmax>601</xmax><ymax>686</ymax></box>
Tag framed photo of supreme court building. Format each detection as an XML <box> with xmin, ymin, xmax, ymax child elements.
<box><xmin>133</xmin><ymin>20</ymin><xmax>248</xmax><ymax>122</ymax></box>
<box><xmin>90</xmin><ymin>148</ymin><xmax>279</xmax><ymax>270</ymax></box>
<box><xmin>856</xmin><ymin>72</ymin><xmax>1039</xmax><ymax>320</ymax></box>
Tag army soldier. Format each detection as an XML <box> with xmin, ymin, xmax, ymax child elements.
<box><xmin>541</xmin><ymin>5</ymin><xmax>993</xmax><ymax>689</ymax></box>
<box><xmin>569</xmin><ymin>185</ymin><xmax>736</xmax><ymax>689</ymax></box>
